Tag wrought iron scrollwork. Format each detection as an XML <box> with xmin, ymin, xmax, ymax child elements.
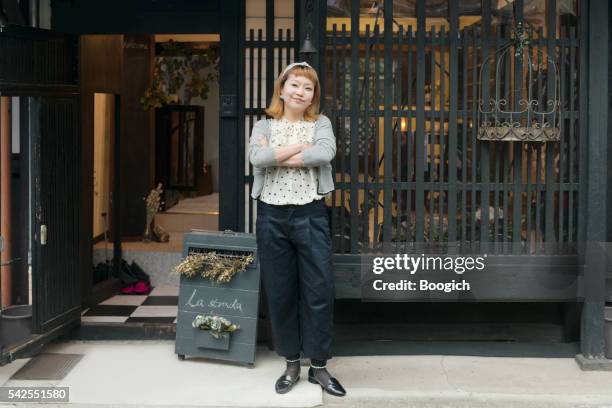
<box><xmin>478</xmin><ymin>22</ymin><xmax>561</xmax><ymax>142</ymax></box>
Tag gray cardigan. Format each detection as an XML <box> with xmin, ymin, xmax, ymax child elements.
<box><xmin>249</xmin><ymin>114</ymin><xmax>336</xmax><ymax>199</ymax></box>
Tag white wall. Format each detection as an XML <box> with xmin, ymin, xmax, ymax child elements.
<box><xmin>188</xmin><ymin>64</ymin><xmax>220</xmax><ymax>193</ymax></box>
<box><xmin>92</xmin><ymin>93</ymin><xmax>113</xmax><ymax>238</ymax></box>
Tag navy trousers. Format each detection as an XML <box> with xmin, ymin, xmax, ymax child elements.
<box><xmin>256</xmin><ymin>198</ymin><xmax>335</xmax><ymax>361</ymax></box>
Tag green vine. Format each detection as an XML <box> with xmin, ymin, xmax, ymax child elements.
<box><xmin>141</xmin><ymin>40</ymin><xmax>219</xmax><ymax>110</ymax></box>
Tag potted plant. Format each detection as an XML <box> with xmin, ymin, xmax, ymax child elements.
<box><xmin>140</xmin><ymin>40</ymin><xmax>219</xmax><ymax>110</ymax></box>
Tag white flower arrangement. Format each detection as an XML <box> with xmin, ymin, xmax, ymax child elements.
<box><xmin>192</xmin><ymin>314</ymin><xmax>239</xmax><ymax>339</ymax></box>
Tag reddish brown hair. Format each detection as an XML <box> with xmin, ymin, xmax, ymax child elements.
<box><xmin>265</xmin><ymin>65</ymin><xmax>321</xmax><ymax>121</ymax></box>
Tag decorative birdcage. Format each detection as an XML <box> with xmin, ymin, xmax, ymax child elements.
<box><xmin>477</xmin><ymin>22</ymin><xmax>561</xmax><ymax>142</ymax></box>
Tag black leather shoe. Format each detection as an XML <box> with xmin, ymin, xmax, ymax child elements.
<box><xmin>275</xmin><ymin>372</ymin><xmax>300</xmax><ymax>394</ymax></box>
<box><xmin>308</xmin><ymin>367</ymin><xmax>346</xmax><ymax>397</ymax></box>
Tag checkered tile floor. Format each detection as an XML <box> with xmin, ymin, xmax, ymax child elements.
<box><xmin>81</xmin><ymin>285</ymin><xmax>179</xmax><ymax>324</ymax></box>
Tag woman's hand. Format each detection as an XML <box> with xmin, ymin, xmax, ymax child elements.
<box><xmin>265</xmin><ymin>142</ymin><xmax>311</xmax><ymax>164</ymax></box>
<box><xmin>278</xmin><ymin>144</ymin><xmax>312</xmax><ymax>167</ymax></box>
<box><xmin>276</xmin><ymin>143</ymin><xmax>312</xmax><ymax>167</ymax></box>
<box><xmin>257</xmin><ymin>138</ymin><xmax>312</xmax><ymax>167</ymax></box>
<box><xmin>278</xmin><ymin>153</ymin><xmax>304</xmax><ymax>167</ymax></box>
<box><xmin>259</xmin><ymin>135</ymin><xmax>310</xmax><ymax>151</ymax></box>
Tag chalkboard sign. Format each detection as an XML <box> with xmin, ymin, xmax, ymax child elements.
<box><xmin>174</xmin><ymin>229</ymin><xmax>260</xmax><ymax>366</ymax></box>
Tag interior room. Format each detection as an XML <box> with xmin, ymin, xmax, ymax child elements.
<box><xmin>85</xmin><ymin>34</ymin><xmax>221</xmax><ymax>324</ymax></box>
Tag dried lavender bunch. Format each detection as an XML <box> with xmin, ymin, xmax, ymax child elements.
<box><xmin>145</xmin><ymin>183</ymin><xmax>164</xmax><ymax>215</ymax></box>
<box><xmin>172</xmin><ymin>252</ymin><xmax>254</xmax><ymax>284</ymax></box>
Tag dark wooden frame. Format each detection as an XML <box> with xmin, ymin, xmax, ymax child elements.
<box><xmin>576</xmin><ymin>0</ymin><xmax>610</xmax><ymax>368</ymax></box>
<box><xmin>78</xmin><ymin>33</ymin><xmax>124</xmax><ymax>305</ymax></box>
<box><xmin>30</xmin><ymin>94</ymin><xmax>83</xmax><ymax>334</ymax></box>
<box><xmin>155</xmin><ymin>105</ymin><xmax>204</xmax><ymax>193</ymax></box>
<box><xmin>0</xmin><ymin>24</ymin><xmax>82</xmax><ymax>364</ymax></box>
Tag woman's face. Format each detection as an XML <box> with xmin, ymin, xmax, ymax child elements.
<box><xmin>280</xmin><ymin>73</ymin><xmax>315</xmax><ymax>114</ymax></box>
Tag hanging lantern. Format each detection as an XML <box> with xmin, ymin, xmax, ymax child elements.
<box><xmin>477</xmin><ymin>22</ymin><xmax>561</xmax><ymax>142</ymax></box>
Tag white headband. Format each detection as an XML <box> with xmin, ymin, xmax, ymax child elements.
<box><xmin>280</xmin><ymin>61</ymin><xmax>313</xmax><ymax>78</ymax></box>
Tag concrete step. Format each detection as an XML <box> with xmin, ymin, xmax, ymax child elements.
<box><xmin>6</xmin><ymin>341</ymin><xmax>612</xmax><ymax>408</ymax></box>
<box><xmin>154</xmin><ymin>211</ymin><xmax>218</xmax><ymax>233</ymax></box>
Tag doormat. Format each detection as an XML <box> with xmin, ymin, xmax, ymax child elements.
<box><xmin>10</xmin><ymin>353</ymin><xmax>83</xmax><ymax>380</ymax></box>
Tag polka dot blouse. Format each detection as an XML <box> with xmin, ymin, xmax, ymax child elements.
<box><xmin>259</xmin><ymin>117</ymin><xmax>325</xmax><ymax>205</ymax></box>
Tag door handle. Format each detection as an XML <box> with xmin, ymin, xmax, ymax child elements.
<box><xmin>41</xmin><ymin>225</ymin><xmax>47</xmax><ymax>245</ymax></box>
<box><xmin>0</xmin><ymin>258</ymin><xmax>22</xmax><ymax>267</ymax></box>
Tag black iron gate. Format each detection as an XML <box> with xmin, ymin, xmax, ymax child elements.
<box><xmin>322</xmin><ymin>0</ymin><xmax>585</xmax><ymax>255</ymax></box>
<box><xmin>243</xmin><ymin>0</ymin><xmax>300</xmax><ymax>231</ymax></box>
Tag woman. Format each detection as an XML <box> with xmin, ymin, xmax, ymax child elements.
<box><xmin>249</xmin><ymin>61</ymin><xmax>346</xmax><ymax>397</ymax></box>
